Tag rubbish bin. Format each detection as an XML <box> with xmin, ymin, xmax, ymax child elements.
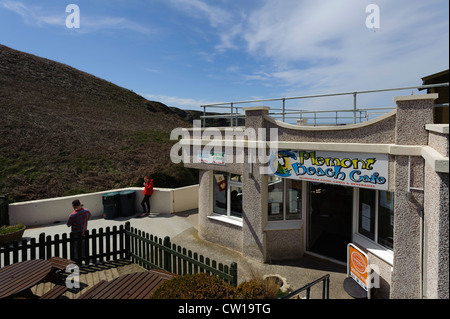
<box><xmin>102</xmin><ymin>192</ymin><xmax>120</xmax><ymax>219</ymax></box>
<box><xmin>119</xmin><ymin>190</ymin><xmax>136</xmax><ymax>217</ymax></box>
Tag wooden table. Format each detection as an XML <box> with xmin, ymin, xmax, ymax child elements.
<box><xmin>0</xmin><ymin>259</ymin><xmax>53</xmax><ymax>299</ymax></box>
<box><xmin>78</xmin><ymin>270</ymin><xmax>174</xmax><ymax>299</ymax></box>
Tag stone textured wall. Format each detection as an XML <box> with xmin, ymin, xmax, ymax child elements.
<box><xmin>423</xmin><ymin>124</ymin><xmax>449</xmax><ymax>299</ymax></box>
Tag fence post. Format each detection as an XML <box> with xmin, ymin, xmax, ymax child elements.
<box><xmin>124</xmin><ymin>222</ymin><xmax>131</xmax><ymax>260</ymax></box>
<box><xmin>163</xmin><ymin>236</ymin><xmax>171</xmax><ymax>273</ymax></box>
<box><xmin>38</xmin><ymin>233</ymin><xmax>46</xmax><ymax>260</ymax></box>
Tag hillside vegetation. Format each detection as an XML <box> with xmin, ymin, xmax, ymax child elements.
<box><xmin>0</xmin><ymin>44</ymin><xmax>198</xmax><ymax>202</ymax></box>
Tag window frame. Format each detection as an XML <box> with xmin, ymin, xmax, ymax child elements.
<box><xmin>267</xmin><ymin>176</ymin><xmax>302</xmax><ymax>222</ymax></box>
<box><xmin>355</xmin><ymin>188</ymin><xmax>394</xmax><ymax>251</ymax></box>
<box><xmin>212</xmin><ymin>171</ymin><xmax>243</xmax><ymax>221</ymax></box>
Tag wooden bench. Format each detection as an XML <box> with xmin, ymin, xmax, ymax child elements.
<box><xmin>48</xmin><ymin>257</ymin><xmax>76</xmax><ymax>271</ymax></box>
<box><xmin>77</xmin><ymin>280</ymin><xmax>108</xmax><ymax>299</ymax></box>
<box><xmin>40</xmin><ymin>285</ymin><xmax>68</xmax><ymax>299</ymax></box>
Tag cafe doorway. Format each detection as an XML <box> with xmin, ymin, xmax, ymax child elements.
<box><xmin>307</xmin><ymin>183</ymin><xmax>353</xmax><ymax>263</ymax></box>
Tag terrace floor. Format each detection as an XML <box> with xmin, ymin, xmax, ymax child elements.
<box><xmin>24</xmin><ymin>210</ymin><xmax>353</xmax><ymax>299</ymax></box>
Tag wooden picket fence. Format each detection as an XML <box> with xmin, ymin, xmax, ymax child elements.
<box><xmin>0</xmin><ymin>221</ymin><xmax>238</xmax><ymax>286</ymax></box>
<box><xmin>126</xmin><ymin>223</ymin><xmax>237</xmax><ymax>286</ymax></box>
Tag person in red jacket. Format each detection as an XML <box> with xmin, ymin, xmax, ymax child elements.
<box><xmin>140</xmin><ymin>176</ymin><xmax>153</xmax><ymax>217</ymax></box>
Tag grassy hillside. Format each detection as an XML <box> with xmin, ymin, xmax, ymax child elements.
<box><xmin>0</xmin><ymin>44</ymin><xmax>198</xmax><ymax>202</ymax></box>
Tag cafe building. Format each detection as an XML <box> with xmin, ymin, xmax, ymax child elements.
<box><xmin>180</xmin><ymin>93</ymin><xmax>449</xmax><ymax>299</ymax></box>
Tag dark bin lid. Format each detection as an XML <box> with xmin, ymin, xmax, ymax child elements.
<box><xmin>103</xmin><ymin>192</ymin><xmax>119</xmax><ymax>198</ymax></box>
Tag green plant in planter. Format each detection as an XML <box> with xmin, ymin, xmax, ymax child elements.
<box><xmin>0</xmin><ymin>223</ymin><xmax>25</xmax><ymax>235</ymax></box>
<box><xmin>0</xmin><ymin>223</ymin><xmax>26</xmax><ymax>245</ymax></box>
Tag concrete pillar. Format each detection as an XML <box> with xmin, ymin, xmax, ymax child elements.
<box><xmin>423</xmin><ymin>124</ymin><xmax>449</xmax><ymax>299</ymax></box>
<box><xmin>390</xmin><ymin>94</ymin><xmax>437</xmax><ymax>299</ymax></box>
<box><xmin>394</xmin><ymin>94</ymin><xmax>436</xmax><ymax>145</ymax></box>
<box><xmin>241</xmin><ymin>106</ymin><xmax>270</xmax><ymax>262</ymax></box>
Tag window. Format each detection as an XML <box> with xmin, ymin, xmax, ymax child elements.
<box><xmin>358</xmin><ymin>188</ymin><xmax>376</xmax><ymax>240</ymax></box>
<box><xmin>378</xmin><ymin>191</ymin><xmax>394</xmax><ymax>249</ymax></box>
<box><xmin>268</xmin><ymin>176</ymin><xmax>302</xmax><ymax>221</ymax></box>
<box><xmin>358</xmin><ymin>189</ymin><xmax>394</xmax><ymax>250</ymax></box>
<box><xmin>213</xmin><ymin>171</ymin><xmax>242</xmax><ymax>219</ymax></box>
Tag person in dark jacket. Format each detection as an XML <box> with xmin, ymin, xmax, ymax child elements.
<box><xmin>140</xmin><ymin>176</ymin><xmax>153</xmax><ymax>217</ymax></box>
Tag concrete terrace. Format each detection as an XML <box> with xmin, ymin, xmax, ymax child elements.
<box><xmin>23</xmin><ymin>209</ymin><xmax>352</xmax><ymax>299</ymax></box>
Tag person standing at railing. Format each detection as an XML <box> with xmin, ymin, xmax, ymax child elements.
<box><xmin>139</xmin><ymin>176</ymin><xmax>154</xmax><ymax>217</ymax></box>
<box><xmin>67</xmin><ymin>199</ymin><xmax>91</xmax><ymax>261</ymax></box>
<box><xmin>67</xmin><ymin>199</ymin><xmax>91</xmax><ymax>234</ymax></box>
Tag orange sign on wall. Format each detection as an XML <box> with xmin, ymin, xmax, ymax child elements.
<box><xmin>348</xmin><ymin>244</ymin><xmax>370</xmax><ymax>292</ymax></box>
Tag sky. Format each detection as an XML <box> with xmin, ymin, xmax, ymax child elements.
<box><xmin>0</xmin><ymin>0</ymin><xmax>449</xmax><ymax>113</ymax></box>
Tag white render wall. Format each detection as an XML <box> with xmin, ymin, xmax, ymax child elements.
<box><xmin>9</xmin><ymin>185</ymin><xmax>199</xmax><ymax>227</ymax></box>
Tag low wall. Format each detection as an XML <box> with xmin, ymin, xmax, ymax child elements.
<box><xmin>9</xmin><ymin>185</ymin><xmax>199</xmax><ymax>227</ymax></box>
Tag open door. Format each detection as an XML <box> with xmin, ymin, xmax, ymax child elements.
<box><xmin>308</xmin><ymin>183</ymin><xmax>353</xmax><ymax>262</ymax></box>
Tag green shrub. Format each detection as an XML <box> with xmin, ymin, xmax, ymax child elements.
<box><xmin>151</xmin><ymin>273</ymin><xmax>235</xmax><ymax>299</ymax></box>
<box><xmin>235</xmin><ymin>280</ymin><xmax>266</xmax><ymax>299</ymax></box>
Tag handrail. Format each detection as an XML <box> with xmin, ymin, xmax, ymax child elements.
<box><xmin>280</xmin><ymin>274</ymin><xmax>330</xmax><ymax>299</ymax></box>
<box><xmin>201</xmin><ymin>83</ymin><xmax>448</xmax><ymax>108</ymax></box>
<box><xmin>200</xmin><ymin>82</ymin><xmax>449</xmax><ymax>127</ymax></box>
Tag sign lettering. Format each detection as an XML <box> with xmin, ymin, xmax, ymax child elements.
<box><xmin>269</xmin><ymin>150</ymin><xmax>389</xmax><ymax>190</ymax></box>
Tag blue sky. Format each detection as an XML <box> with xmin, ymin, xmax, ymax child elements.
<box><xmin>0</xmin><ymin>0</ymin><xmax>449</xmax><ymax>111</ymax></box>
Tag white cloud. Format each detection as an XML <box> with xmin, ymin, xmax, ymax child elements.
<box><xmin>0</xmin><ymin>0</ymin><xmax>153</xmax><ymax>35</ymax></box>
<box><xmin>139</xmin><ymin>93</ymin><xmax>218</xmax><ymax>109</ymax></box>
<box><xmin>0</xmin><ymin>0</ymin><xmax>64</xmax><ymax>26</ymax></box>
<box><xmin>167</xmin><ymin>0</ymin><xmax>232</xmax><ymax>27</ymax></box>
<box><xmin>214</xmin><ymin>0</ymin><xmax>449</xmax><ymax>98</ymax></box>
<box><xmin>80</xmin><ymin>15</ymin><xmax>153</xmax><ymax>35</ymax></box>
<box><xmin>144</xmin><ymin>68</ymin><xmax>160</xmax><ymax>73</ymax></box>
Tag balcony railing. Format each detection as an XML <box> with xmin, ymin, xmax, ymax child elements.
<box><xmin>200</xmin><ymin>83</ymin><xmax>449</xmax><ymax>127</ymax></box>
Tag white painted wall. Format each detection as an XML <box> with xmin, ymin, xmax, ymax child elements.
<box><xmin>9</xmin><ymin>185</ymin><xmax>199</xmax><ymax>227</ymax></box>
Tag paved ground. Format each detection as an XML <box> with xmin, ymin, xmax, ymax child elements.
<box><xmin>24</xmin><ymin>210</ymin><xmax>353</xmax><ymax>299</ymax></box>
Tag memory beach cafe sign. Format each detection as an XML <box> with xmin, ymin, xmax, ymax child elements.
<box><xmin>269</xmin><ymin>150</ymin><xmax>389</xmax><ymax>191</ymax></box>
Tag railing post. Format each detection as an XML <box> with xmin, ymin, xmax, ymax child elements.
<box><xmin>202</xmin><ymin>105</ymin><xmax>206</xmax><ymax>127</ymax></box>
<box><xmin>125</xmin><ymin>222</ymin><xmax>131</xmax><ymax>260</ymax></box>
<box><xmin>163</xmin><ymin>236</ymin><xmax>171</xmax><ymax>272</ymax></box>
<box><xmin>230</xmin><ymin>103</ymin><xmax>234</xmax><ymax>128</ymax></box>
<box><xmin>326</xmin><ymin>277</ymin><xmax>330</xmax><ymax>299</ymax></box>
<box><xmin>38</xmin><ymin>233</ymin><xmax>46</xmax><ymax>260</ymax></box>
<box><xmin>353</xmin><ymin>92</ymin><xmax>357</xmax><ymax>124</ymax></box>
<box><xmin>282</xmin><ymin>98</ymin><xmax>286</xmax><ymax>122</ymax></box>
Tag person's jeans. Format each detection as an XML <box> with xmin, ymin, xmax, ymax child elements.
<box><xmin>71</xmin><ymin>232</ymin><xmax>86</xmax><ymax>262</ymax></box>
<box><xmin>141</xmin><ymin>195</ymin><xmax>151</xmax><ymax>214</ymax></box>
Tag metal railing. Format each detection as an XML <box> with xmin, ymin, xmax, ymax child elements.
<box><xmin>200</xmin><ymin>83</ymin><xmax>449</xmax><ymax>127</ymax></box>
<box><xmin>280</xmin><ymin>274</ymin><xmax>330</xmax><ymax>299</ymax></box>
